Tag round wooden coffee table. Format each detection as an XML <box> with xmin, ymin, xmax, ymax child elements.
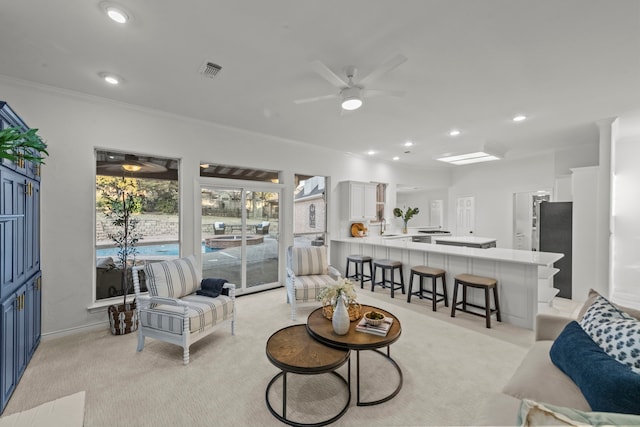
<box><xmin>306</xmin><ymin>304</ymin><xmax>402</xmax><ymax>406</ymax></box>
<box><xmin>265</xmin><ymin>324</ymin><xmax>351</xmax><ymax>426</ymax></box>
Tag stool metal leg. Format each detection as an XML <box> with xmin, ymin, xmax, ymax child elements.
<box><xmin>371</xmin><ymin>266</ymin><xmax>378</xmax><ymax>292</ymax></box>
<box><xmin>484</xmin><ymin>287</ymin><xmax>491</xmax><ymax>328</ymax></box>
<box><xmin>442</xmin><ymin>273</ymin><xmax>449</xmax><ymax>307</ymax></box>
<box><xmin>431</xmin><ymin>275</ymin><xmax>437</xmax><ymax>311</ymax></box>
<box><xmin>451</xmin><ymin>281</ymin><xmax>459</xmax><ymax>317</ymax></box>
<box><xmin>493</xmin><ymin>285</ymin><xmax>502</xmax><ymax>322</ymax></box>
<box><xmin>407</xmin><ymin>272</ymin><xmax>415</xmax><ymax>302</ymax></box>
<box><xmin>390</xmin><ymin>268</ymin><xmax>395</xmax><ymax>298</ymax></box>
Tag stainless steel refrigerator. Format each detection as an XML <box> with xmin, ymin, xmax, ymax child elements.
<box><xmin>538</xmin><ymin>201</ymin><xmax>572</xmax><ymax>299</ymax></box>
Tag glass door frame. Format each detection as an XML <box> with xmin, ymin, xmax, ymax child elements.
<box><xmin>196</xmin><ymin>177</ymin><xmax>283</xmax><ymax>295</ymax></box>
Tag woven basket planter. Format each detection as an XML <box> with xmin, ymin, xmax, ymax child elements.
<box><xmin>322</xmin><ymin>302</ymin><xmax>362</xmax><ymax>322</ymax></box>
<box><xmin>108</xmin><ymin>302</ymin><xmax>138</xmax><ymax>335</ymax></box>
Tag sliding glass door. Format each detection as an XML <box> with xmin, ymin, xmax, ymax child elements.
<box><xmin>200</xmin><ymin>183</ymin><xmax>280</xmax><ymax>294</ymax></box>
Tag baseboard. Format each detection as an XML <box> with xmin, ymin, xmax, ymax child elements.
<box><xmin>41</xmin><ymin>320</ymin><xmax>109</xmax><ymax>341</ymax></box>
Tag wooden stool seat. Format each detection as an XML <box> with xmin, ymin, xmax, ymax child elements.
<box><xmin>450</xmin><ymin>273</ymin><xmax>501</xmax><ymax>328</ymax></box>
<box><xmin>407</xmin><ymin>266</ymin><xmax>448</xmax><ymax>311</ymax></box>
<box><xmin>372</xmin><ymin>259</ymin><xmax>405</xmax><ymax>298</ymax></box>
<box><xmin>345</xmin><ymin>255</ymin><xmax>373</xmax><ymax>289</ymax></box>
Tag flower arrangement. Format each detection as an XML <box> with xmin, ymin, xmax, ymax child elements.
<box><xmin>318</xmin><ymin>277</ymin><xmax>358</xmax><ymax>307</ymax></box>
<box><xmin>318</xmin><ymin>277</ymin><xmax>361</xmax><ymax>321</ymax></box>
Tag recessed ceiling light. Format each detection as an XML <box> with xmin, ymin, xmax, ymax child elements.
<box><xmin>392</xmin><ymin>156</ymin><xmax>400</xmax><ymax>161</ymax></box>
<box><xmin>99</xmin><ymin>73</ymin><xmax>121</xmax><ymax>85</ymax></box>
<box><xmin>367</xmin><ymin>150</ymin><xmax>376</xmax><ymax>155</ymax></box>
<box><xmin>100</xmin><ymin>2</ymin><xmax>132</xmax><ymax>24</ymax></box>
<box><xmin>512</xmin><ymin>114</ymin><xmax>527</xmax><ymax>122</ymax></box>
<box><xmin>404</xmin><ymin>141</ymin><xmax>413</xmax><ymax>147</ymax></box>
<box><xmin>449</xmin><ymin>129</ymin><xmax>461</xmax><ymax>137</ymax></box>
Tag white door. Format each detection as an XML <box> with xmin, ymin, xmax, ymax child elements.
<box><xmin>456</xmin><ymin>196</ymin><xmax>475</xmax><ymax>235</ymax></box>
<box><xmin>430</xmin><ymin>200</ymin><xmax>443</xmax><ymax>227</ymax></box>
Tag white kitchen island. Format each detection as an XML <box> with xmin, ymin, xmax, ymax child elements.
<box><xmin>330</xmin><ymin>236</ymin><xmax>564</xmax><ymax>330</ymax></box>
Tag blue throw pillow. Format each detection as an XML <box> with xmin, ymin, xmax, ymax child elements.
<box><xmin>549</xmin><ymin>321</ymin><xmax>640</xmax><ymax>414</ymax></box>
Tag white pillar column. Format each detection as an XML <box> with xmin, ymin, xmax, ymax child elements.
<box><xmin>595</xmin><ymin>117</ymin><xmax>616</xmax><ymax>298</ymax></box>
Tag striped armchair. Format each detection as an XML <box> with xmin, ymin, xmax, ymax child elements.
<box><xmin>286</xmin><ymin>246</ymin><xmax>340</xmax><ymax>320</ymax></box>
<box><xmin>131</xmin><ymin>255</ymin><xmax>236</xmax><ymax>364</ymax></box>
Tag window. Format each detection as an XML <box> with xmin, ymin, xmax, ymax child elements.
<box><xmin>375</xmin><ymin>182</ymin><xmax>387</xmax><ymax>222</ymax></box>
<box><xmin>95</xmin><ymin>150</ymin><xmax>179</xmax><ymax>301</ymax></box>
<box><xmin>294</xmin><ymin>175</ymin><xmax>327</xmax><ymax>246</ymax></box>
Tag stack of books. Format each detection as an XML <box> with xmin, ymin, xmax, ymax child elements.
<box><xmin>355</xmin><ymin>316</ymin><xmax>393</xmax><ymax>336</ymax></box>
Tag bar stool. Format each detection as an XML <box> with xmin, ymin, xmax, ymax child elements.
<box><xmin>407</xmin><ymin>266</ymin><xmax>448</xmax><ymax>311</ymax></box>
<box><xmin>345</xmin><ymin>255</ymin><xmax>373</xmax><ymax>289</ymax></box>
<box><xmin>372</xmin><ymin>259</ymin><xmax>405</xmax><ymax>298</ymax></box>
<box><xmin>450</xmin><ymin>273</ymin><xmax>501</xmax><ymax>328</ymax></box>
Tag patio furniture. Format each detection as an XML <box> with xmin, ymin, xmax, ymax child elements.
<box><xmin>131</xmin><ymin>255</ymin><xmax>236</xmax><ymax>364</ymax></box>
<box><xmin>214</xmin><ymin>222</ymin><xmax>226</xmax><ymax>234</ymax></box>
<box><xmin>255</xmin><ymin>221</ymin><xmax>270</xmax><ymax>234</ymax></box>
<box><xmin>286</xmin><ymin>246</ymin><xmax>340</xmax><ymax>320</ymax></box>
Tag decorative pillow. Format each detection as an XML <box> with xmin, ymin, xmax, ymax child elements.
<box><xmin>143</xmin><ymin>255</ymin><xmax>201</xmax><ymax>299</ymax></box>
<box><xmin>549</xmin><ymin>321</ymin><xmax>640</xmax><ymax>414</ymax></box>
<box><xmin>291</xmin><ymin>247</ymin><xmax>328</xmax><ymax>276</ymax></box>
<box><xmin>589</xmin><ymin>317</ymin><xmax>640</xmax><ymax>374</ymax></box>
<box><xmin>578</xmin><ymin>288</ymin><xmax>640</xmax><ymax>322</ymax></box>
<box><xmin>518</xmin><ymin>399</ymin><xmax>640</xmax><ymax>427</ymax></box>
<box><xmin>578</xmin><ymin>294</ymin><xmax>632</xmax><ymax>335</ymax></box>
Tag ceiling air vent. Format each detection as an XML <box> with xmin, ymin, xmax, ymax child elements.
<box><xmin>199</xmin><ymin>61</ymin><xmax>222</xmax><ymax>79</ymax></box>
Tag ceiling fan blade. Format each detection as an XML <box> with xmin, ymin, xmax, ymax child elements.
<box><xmin>311</xmin><ymin>60</ymin><xmax>350</xmax><ymax>88</ymax></box>
<box><xmin>363</xmin><ymin>89</ymin><xmax>406</xmax><ymax>98</ymax></box>
<box><xmin>293</xmin><ymin>93</ymin><xmax>338</xmax><ymax>104</ymax></box>
<box><xmin>358</xmin><ymin>53</ymin><xmax>408</xmax><ymax>86</ymax></box>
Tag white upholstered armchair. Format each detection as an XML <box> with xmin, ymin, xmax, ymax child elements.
<box><xmin>131</xmin><ymin>255</ymin><xmax>236</xmax><ymax>364</ymax></box>
<box><xmin>286</xmin><ymin>245</ymin><xmax>340</xmax><ymax>320</ymax></box>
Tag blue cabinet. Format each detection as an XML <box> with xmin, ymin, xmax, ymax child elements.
<box><xmin>0</xmin><ymin>102</ymin><xmax>41</xmax><ymax>413</ymax></box>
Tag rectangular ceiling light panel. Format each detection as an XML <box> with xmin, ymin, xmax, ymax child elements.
<box><xmin>436</xmin><ymin>151</ymin><xmax>500</xmax><ymax>165</ymax></box>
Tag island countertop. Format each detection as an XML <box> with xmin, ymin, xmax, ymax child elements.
<box><xmin>331</xmin><ymin>236</ymin><xmax>563</xmax><ymax>330</ymax></box>
<box><xmin>331</xmin><ymin>236</ymin><xmax>563</xmax><ymax>267</ymax></box>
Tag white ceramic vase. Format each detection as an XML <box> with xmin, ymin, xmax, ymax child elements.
<box><xmin>332</xmin><ymin>294</ymin><xmax>350</xmax><ymax>335</ymax></box>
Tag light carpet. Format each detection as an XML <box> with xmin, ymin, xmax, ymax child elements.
<box><xmin>3</xmin><ymin>287</ymin><xmax>533</xmax><ymax>426</ymax></box>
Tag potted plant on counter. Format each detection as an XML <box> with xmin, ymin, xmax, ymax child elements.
<box><xmin>393</xmin><ymin>206</ymin><xmax>420</xmax><ymax>233</ymax></box>
<box><xmin>103</xmin><ymin>178</ymin><xmax>143</xmax><ymax>335</ymax></box>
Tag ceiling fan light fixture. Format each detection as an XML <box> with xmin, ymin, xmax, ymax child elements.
<box><xmin>341</xmin><ymin>87</ymin><xmax>362</xmax><ymax>110</ymax></box>
<box><xmin>122</xmin><ymin>163</ymin><xmax>142</xmax><ymax>172</ymax></box>
<box><xmin>341</xmin><ymin>97</ymin><xmax>362</xmax><ymax>110</ymax></box>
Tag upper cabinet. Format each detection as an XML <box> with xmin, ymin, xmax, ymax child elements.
<box><xmin>342</xmin><ymin>181</ymin><xmax>377</xmax><ymax>221</ymax></box>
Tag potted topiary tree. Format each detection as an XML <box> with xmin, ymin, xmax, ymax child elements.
<box><xmin>103</xmin><ymin>177</ymin><xmax>143</xmax><ymax>335</ymax></box>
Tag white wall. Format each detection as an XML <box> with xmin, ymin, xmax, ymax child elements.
<box><xmin>396</xmin><ymin>188</ymin><xmax>449</xmax><ymax>230</ymax></box>
<box><xmin>446</xmin><ymin>154</ymin><xmax>557</xmax><ymax>248</ymax></box>
<box><xmin>0</xmin><ymin>77</ymin><xmax>447</xmax><ymax>335</ymax></box>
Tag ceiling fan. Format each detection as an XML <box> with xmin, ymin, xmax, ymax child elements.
<box><xmin>294</xmin><ymin>53</ymin><xmax>408</xmax><ymax>111</ymax></box>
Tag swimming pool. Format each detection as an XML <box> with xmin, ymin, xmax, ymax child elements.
<box><xmin>96</xmin><ymin>243</ymin><xmax>218</xmax><ymax>257</ymax></box>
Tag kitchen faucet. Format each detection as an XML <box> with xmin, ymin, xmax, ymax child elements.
<box><xmin>379</xmin><ymin>218</ymin><xmax>386</xmax><ymax>235</ymax></box>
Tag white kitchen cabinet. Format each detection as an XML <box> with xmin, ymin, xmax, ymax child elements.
<box><xmin>342</xmin><ymin>181</ymin><xmax>377</xmax><ymax>221</ymax></box>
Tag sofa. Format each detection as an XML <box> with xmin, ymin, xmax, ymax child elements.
<box><xmin>476</xmin><ymin>289</ymin><xmax>640</xmax><ymax>426</ymax></box>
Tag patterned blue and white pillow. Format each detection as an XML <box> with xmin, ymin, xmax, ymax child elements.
<box><xmin>579</xmin><ymin>295</ymin><xmax>633</xmax><ymax>335</ymax></box>
<box><xmin>589</xmin><ymin>317</ymin><xmax>640</xmax><ymax>374</ymax></box>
